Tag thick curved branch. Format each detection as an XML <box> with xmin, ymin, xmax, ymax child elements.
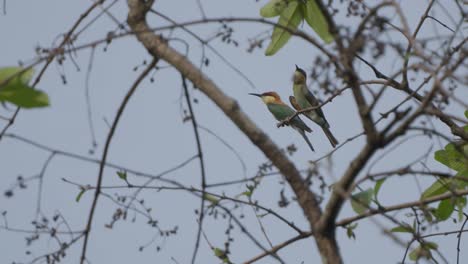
<box><xmin>126</xmin><ymin>0</ymin><xmax>343</xmax><ymax>263</ymax></box>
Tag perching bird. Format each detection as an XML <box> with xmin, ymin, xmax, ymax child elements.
<box><xmin>249</xmin><ymin>91</ymin><xmax>315</xmax><ymax>152</ymax></box>
<box><xmin>291</xmin><ymin>65</ymin><xmax>339</xmax><ymax>148</ymax></box>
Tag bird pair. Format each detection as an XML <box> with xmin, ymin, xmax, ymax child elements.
<box><xmin>250</xmin><ymin>65</ymin><xmax>338</xmax><ymax>152</ymax></box>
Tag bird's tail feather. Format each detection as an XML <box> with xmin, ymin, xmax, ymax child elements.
<box><xmin>298</xmin><ymin>130</ymin><xmax>315</xmax><ymax>152</ymax></box>
<box><xmin>322</xmin><ymin>126</ymin><xmax>339</xmax><ymax>148</ymax></box>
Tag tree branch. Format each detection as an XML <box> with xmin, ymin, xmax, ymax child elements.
<box><xmin>337</xmin><ymin>189</ymin><xmax>468</xmax><ymax>227</ymax></box>
<box><xmin>181</xmin><ymin>75</ymin><xmax>207</xmax><ymax>264</ymax></box>
<box><xmin>126</xmin><ymin>0</ymin><xmax>343</xmax><ymax>262</ymax></box>
<box><xmin>79</xmin><ymin>59</ymin><xmax>157</xmax><ymax>264</ymax></box>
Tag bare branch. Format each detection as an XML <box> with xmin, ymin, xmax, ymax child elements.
<box><xmin>79</xmin><ymin>59</ymin><xmax>157</xmax><ymax>264</ymax></box>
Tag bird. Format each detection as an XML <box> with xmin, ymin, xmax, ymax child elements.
<box><xmin>249</xmin><ymin>91</ymin><xmax>315</xmax><ymax>152</ymax></box>
<box><xmin>291</xmin><ymin>65</ymin><xmax>339</xmax><ymax>148</ymax></box>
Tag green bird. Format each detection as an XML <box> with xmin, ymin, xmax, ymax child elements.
<box><xmin>291</xmin><ymin>65</ymin><xmax>339</xmax><ymax>148</ymax></box>
<box><xmin>249</xmin><ymin>91</ymin><xmax>315</xmax><ymax>152</ymax></box>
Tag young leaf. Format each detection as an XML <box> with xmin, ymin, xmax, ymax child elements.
<box><xmin>203</xmin><ymin>193</ymin><xmax>219</xmax><ymax>205</ymax></box>
<box><xmin>265</xmin><ymin>1</ymin><xmax>302</xmax><ymax>56</ymax></box>
<box><xmin>241</xmin><ymin>190</ymin><xmax>252</xmax><ymax>197</ymax></box>
<box><xmin>0</xmin><ymin>83</ymin><xmax>50</xmax><ymax>108</ymax></box>
<box><xmin>241</xmin><ymin>184</ymin><xmax>256</xmax><ymax>198</ymax></box>
<box><xmin>434</xmin><ymin>198</ymin><xmax>454</xmax><ymax>221</ymax></box>
<box><xmin>302</xmin><ymin>0</ymin><xmax>333</xmax><ymax>43</ymax></box>
<box><xmin>346</xmin><ymin>223</ymin><xmax>358</xmax><ymax>240</ymax></box>
<box><xmin>117</xmin><ymin>171</ymin><xmax>127</xmax><ymax>181</ymax></box>
<box><xmin>421</xmin><ymin>206</ymin><xmax>434</xmax><ymax>223</ymax></box>
<box><xmin>350</xmin><ymin>188</ymin><xmax>373</xmax><ymax>214</ymax></box>
<box><xmin>0</xmin><ymin>67</ymin><xmax>34</xmax><ymax>86</ymax></box>
<box><xmin>456</xmin><ymin>196</ymin><xmax>466</xmax><ymax>222</ymax></box>
<box><xmin>374</xmin><ymin>178</ymin><xmax>386</xmax><ymax>201</ymax></box>
<box><xmin>390</xmin><ymin>223</ymin><xmax>414</xmax><ymax>233</ymax></box>
<box><xmin>409</xmin><ymin>245</ymin><xmax>431</xmax><ymax>261</ymax></box>
<box><xmin>260</xmin><ymin>0</ymin><xmax>288</xmax><ymax>18</ymax></box>
<box><xmin>420</xmin><ymin>178</ymin><xmax>452</xmax><ymax>199</ymax></box>
<box><xmin>213</xmin><ymin>247</ymin><xmax>224</xmax><ymax>257</ymax></box>
<box><xmin>213</xmin><ymin>247</ymin><xmax>231</xmax><ymax>263</ymax></box>
<box><xmin>423</xmin><ymin>241</ymin><xmax>438</xmax><ymax>250</ymax></box>
<box><xmin>0</xmin><ymin>67</ymin><xmax>49</xmax><ymax>108</ymax></box>
<box><xmin>435</xmin><ymin>143</ymin><xmax>468</xmax><ymax>174</ymax></box>
<box><xmin>76</xmin><ymin>188</ymin><xmax>86</xmax><ymax>202</ymax></box>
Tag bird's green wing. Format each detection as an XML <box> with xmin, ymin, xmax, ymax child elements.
<box><xmin>302</xmin><ymin>86</ymin><xmax>328</xmax><ymax>125</ymax></box>
<box><xmin>267</xmin><ymin>103</ymin><xmax>311</xmax><ymax>132</ymax></box>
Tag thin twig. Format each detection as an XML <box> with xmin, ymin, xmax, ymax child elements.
<box><xmin>457</xmin><ymin>213</ymin><xmax>468</xmax><ymax>264</ymax></box>
<box><xmin>181</xmin><ymin>75</ymin><xmax>208</xmax><ymax>264</ymax></box>
<box><xmin>35</xmin><ymin>152</ymin><xmax>56</xmax><ymax>217</ymax></box>
<box><xmin>337</xmin><ymin>189</ymin><xmax>468</xmax><ymax>227</ymax></box>
<box><xmin>85</xmin><ymin>45</ymin><xmax>98</xmax><ymax>152</ymax></box>
<box><xmin>0</xmin><ymin>0</ymin><xmax>102</xmax><ymax>141</ymax></box>
<box><xmin>79</xmin><ymin>59</ymin><xmax>157</xmax><ymax>264</ymax></box>
<box><xmin>243</xmin><ymin>232</ymin><xmax>312</xmax><ymax>264</ymax></box>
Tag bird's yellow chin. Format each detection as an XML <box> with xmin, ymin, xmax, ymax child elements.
<box><xmin>261</xmin><ymin>95</ymin><xmax>276</xmax><ymax>104</ymax></box>
<box><xmin>293</xmin><ymin>72</ymin><xmax>305</xmax><ymax>84</ymax></box>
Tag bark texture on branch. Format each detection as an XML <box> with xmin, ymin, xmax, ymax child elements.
<box><xmin>126</xmin><ymin>0</ymin><xmax>343</xmax><ymax>262</ymax></box>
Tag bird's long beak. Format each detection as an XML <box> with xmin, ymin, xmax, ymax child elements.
<box><xmin>249</xmin><ymin>93</ymin><xmax>262</xmax><ymax>98</ymax></box>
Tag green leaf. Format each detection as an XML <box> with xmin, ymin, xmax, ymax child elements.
<box><xmin>423</xmin><ymin>241</ymin><xmax>438</xmax><ymax>250</ymax></box>
<box><xmin>257</xmin><ymin>213</ymin><xmax>269</xmax><ymax>218</ymax></box>
<box><xmin>0</xmin><ymin>84</ymin><xmax>50</xmax><ymax>108</ymax></box>
<box><xmin>456</xmin><ymin>168</ymin><xmax>468</xmax><ymax>178</ymax></box>
<box><xmin>462</xmin><ymin>110</ymin><xmax>468</xmax><ymax>132</ymax></box>
<box><xmin>265</xmin><ymin>1</ymin><xmax>302</xmax><ymax>56</ymax></box>
<box><xmin>213</xmin><ymin>247</ymin><xmax>224</xmax><ymax>257</ymax></box>
<box><xmin>346</xmin><ymin>223</ymin><xmax>358</xmax><ymax>240</ymax></box>
<box><xmin>260</xmin><ymin>0</ymin><xmax>288</xmax><ymax>18</ymax></box>
<box><xmin>0</xmin><ymin>67</ymin><xmax>49</xmax><ymax>108</ymax></box>
<box><xmin>117</xmin><ymin>171</ymin><xmax>127</xmax><ymax>181</ymax></box>
<box><xmin>350</xmin><ymin>188</ymin><xmax>373</xmax><ymax>214</ymax></box>
<box><xmin>0</xmin><ymin>67</ymin><xmax>34</xmax><ymax>85</ymax></box>
<box><xmin>374</xmin><ymin>178</ymin><xmax>386</xmax><ymax>201</ymax></box>
<box><xmin>462</xmin><ymin>142</ymin><xmax>468</xmax><ymax>157</ymax></box>
<box><xmin>241</xmin><ymin>190</ymin><xmax>252</xmax><ymax>197</ymax></box>
<box><xmin>75</xmin><ymin>188</ymin><xmax>85</xmax><ymax>202</ymax></box>
<box><xmin>421</xmin><ymin>206</ymin><xmax>434</xmax><ymax>223</ymax></box>
<box><xmin>203</xmin><ymin>193</ymin><xmax>219</xmax><ymax>205</ymax></box>
<box><xmin>302</xmin><ymin>0</ymin><xmax>333</xmax><ymax>43</ymax></box>
<box><xmin>421</xmin><ymin>178</ymin><xmax>453</xmax><ymax>199</ymax></box>
<box><xmin>213</xmin><ymin>248</ymin><xmax>231</xmax><ymax>263</ymax></box>
<box><xmin>408</xmin><ymin>247</ymin><xmax>419</xmax><ymax>261</ymax></box>
<box><xmin>434</xmin><ymin>198</ymin><xmax>454</xmax><ymax>221</ymax></box>
<box><xmin>242</xmin><ymin>184</ymin><xmax>256</xmax><ymax>198</ymax></box>
<box><xmin>409</xmin><ymin>245</ymin><xmax>432</xmax><ymax>261</ymax></box>
<box><xmin>454</xmin><ymin>196</ymin><xmax>467</xmax><ymax>222</ymax></box>
<box><xmin>390</xmin><ymin>223</ymin><xmax>414</xmax><ymax>233</ymax></box>
<box><xmin>435</xmin><ymin>143</ymin><xmax>468</xmax><ymax>173</ymax></box>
